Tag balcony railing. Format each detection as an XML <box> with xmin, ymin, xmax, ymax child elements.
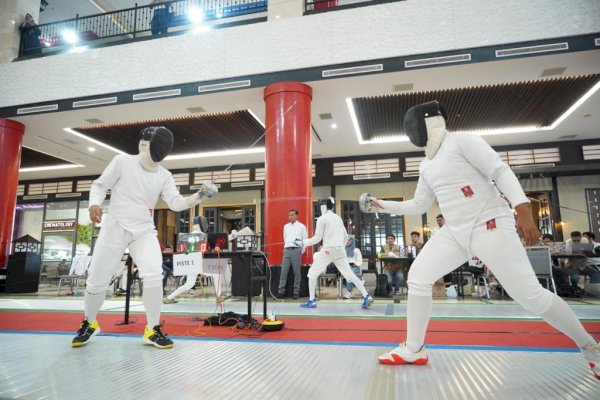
<box><xmin>19</xmin><ymin>0</ymin><xmax>268</xmax><ymax>58</ymax></box>
<box><xmin>304</xmin><ymin>0</ymin><xmax>402</xmax><ymax>14</ymax></box>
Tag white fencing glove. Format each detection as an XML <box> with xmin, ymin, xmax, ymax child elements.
<box><xmin>358</xmin><ymin>193</ymin><xmax>397</xmax><ymax>214</ymax></box>
<box><xmin>198</xmin><ymin>180</ymin><xmax>218</xmax><ymax>200</ymax></box>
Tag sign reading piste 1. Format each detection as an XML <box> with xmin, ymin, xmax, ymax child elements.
<box><xmin>42</xmin><ymin>220</ymin><xmax>76</xmax><ymax>232</ymax></box>
<box><xmin>173</xmin><ymin>252</ymin><xmax>203</xmax><ymax>276</ymax></box>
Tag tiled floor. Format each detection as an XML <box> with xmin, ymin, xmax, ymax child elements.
<box><xmin>1</xmin><ymin>281</ymin><xmax>599</xmax><ymax>400</ymax></box>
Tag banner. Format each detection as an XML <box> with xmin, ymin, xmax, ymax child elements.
<box><xmin>43</xmin><ymin>220</ymin><xmax>76</xmax><ymax>232</ymax></box>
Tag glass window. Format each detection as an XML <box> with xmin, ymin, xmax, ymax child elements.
<box><xmin>12</xmin><ymin>203</ymin><xmax>44</xmax><ymax>242</ymax></box>
<box><xmin>45</xmin><ymin>201</ymin><xmax>77</xmax><ymax>220</ymax></box>
<box><xmin>42</xmin><ymin>232</ymin><xmax>74</xmax><ymax>275</ymax></box>
<box><xmin>76</xmin><ymin>201</ymin><xmax>93</xmax><ymax>257</ymax></box>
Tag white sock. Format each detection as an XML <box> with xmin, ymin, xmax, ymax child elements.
<box><xmin>84</xmin><ymin>290</ymin><xmax>106</xmax><ymax>323</ymax></box>
<box><xmin>406</xmin><ymin>293</ymin><xmax>432</xmax><ymax>353</ymax></box>
<box><xmin>539</xmin><ymin>293</ymin><xmax>595</xmax><ymax>348</ymax></box>
<box><xmin>143</xmin><ymin>285</ymin><xmax>163</xmax><ymax>328</ymax></box>
<box><xmin>309</xmin><ymin>278</ymin><xmax>317</xmax><ymax>301</ymax></box>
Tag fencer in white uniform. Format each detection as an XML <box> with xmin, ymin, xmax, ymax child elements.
<box><xmin>72</xmin><ymin>126</ymin><xmax>218</xmax><ymax>349</ymax></box>
<box><xmin>361</xmin><ymin>101</ymin><xmax>599</xmax><ymax>378</ymax></box>
<box><xmin>163</xmin><ymin>216</ymin><xmax>206</xmax><ymax>304</ymax></box>
<box><xmin>300</xmin><ymin>197</ymin><xmax>373</xmax><ymax>309</ymax></box>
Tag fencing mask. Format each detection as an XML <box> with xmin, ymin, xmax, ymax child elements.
<box><xmin>319</xmin><ymin>197</ymin><xmax>335</xmax><ymax>216</ymax></box>
<box><xmin>138</xmin><ymin>126</ymin><xmax>174</xmax><ymax>171</ymax></box>
<box><xmin>192</xmin><ymin>216</ymin><xmax>209</xmax><ymax>233</ymax></box>
<box><xmin>403</xmin><ymin>101</ymin><xmax>447</xmax><ymax>148</ymax></box>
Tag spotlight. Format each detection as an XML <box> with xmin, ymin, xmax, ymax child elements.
<box><xmin>62</xmin><ymin>29</ymin><xmax>79</xmax><ymax>44</ymax></box>
<box><xmin>188</xmin><ymin>6</ymin><xmax>204</xmax><ymax>23</ymax></box>
<box><xmin>40</xmin><ymin>0</ymin><xmax>49</xmax><ymax>12</ymax></box>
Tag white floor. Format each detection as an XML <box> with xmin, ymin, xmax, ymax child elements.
<box><xmin>1</xmin><ymin>295</ymin><xmax>599</xmax><ymax>399</ymax></box>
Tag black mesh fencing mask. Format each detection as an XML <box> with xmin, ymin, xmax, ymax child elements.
<box><xmin>403</xmin><ymin>101</ymin><xmax>447</xmax><ymax>147</ymax></box>
<box><xmin>139</xmin><ymin>126</ymin><xmax>174</xmax><ymax>162</ymax></box>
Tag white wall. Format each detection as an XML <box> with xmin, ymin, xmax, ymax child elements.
<box><xmin>1</xmin><ymin>0</ymin><xmax>598</xmax><ymax>107</ymax></box>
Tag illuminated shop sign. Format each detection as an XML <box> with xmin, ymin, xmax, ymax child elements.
<box><xmin>43</xmin><ymin>220</ymin><xmax>76</xmax><ymax>232</ymax></box>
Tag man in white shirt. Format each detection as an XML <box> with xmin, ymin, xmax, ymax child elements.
<box><xmin>360</xmin><ymin>101</ymin><xmax>599</xmax><ymax>379</ymax></box>
<box><xmin>278</xmin><ymin>209</ymin><xmax>308</xmax><ymax>299</ymax></box>
<box><xmin>300</xmin><ymin>197</ymin><xmax>373</xmax><ymax>309</ymax></box>
<box><xmin>71</xmin><ymin>126</ymin><xmax>218</xmax><ymax>349</ymax></box>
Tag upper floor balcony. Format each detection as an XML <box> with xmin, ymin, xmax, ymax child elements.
<box><xmin>17</xmin><ymin>0</ymin><xmax>393</xmax><ymax>59</ymax></box>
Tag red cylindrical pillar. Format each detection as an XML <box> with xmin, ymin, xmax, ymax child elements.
<box><xmin>0</xmin><ymin>119</ymin><xmax>25</xmax><ymax>267</ymax></box>
<box><xmin>264</xmin><ymin>82</ymin><xmax>313</xmax><ymax>265</ymax></box>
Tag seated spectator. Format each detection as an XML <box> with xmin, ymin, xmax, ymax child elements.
<box><xmin>581</xmin><ymin>232</ymin><xmax>600</xmax><ymax>297</ymax></box>
<box><xmin>540</xmin><ymin>234</ymin><xmax>571</xmax><ymax>290</ymax></box>
<box><xmin>344</xmin><ymin>237</ymin><xmax>363</xmax><ymax>299</ymax></box>
<box><xmin>541</xmin><ymin>233</ymin><xmax>555</xmax><ymax>247</ymax></box>
<box><xmin>562</xmin><ymin>231</ymin><xmax>599</xmax><ymax>295</ymax></box>
<box><xmin>380</xmin><ymin>233</ymin><xmax>403</xmax><ymax>295</ymax></box>
<box><xmin>19</xmin><ymin>13</ymin><xmax>41</xmax><ymax>56</ymax></box>
<box><xmin>408</xmin><ymin>231</ymin><xmax>423</xmax><ymax>256</ymax></box>
<box><xmin>57</xmin><ymin>259</ymin><xmax>69</xmax><ymax>276</ymax></box>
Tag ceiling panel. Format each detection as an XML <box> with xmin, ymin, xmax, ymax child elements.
<box><xmin>20</xmin><ymin>147</ymin><xmax>76</xmax><ymax>168</ymax></box>
<box><xmin>72</xmin><ymin>110</ymin><xmax>265</xmax><ymax>155</ymax></box>
<box><xmin>352</xmin><ymin>74</ymin><xmax>600</xmax><ymax>141</ymax></box>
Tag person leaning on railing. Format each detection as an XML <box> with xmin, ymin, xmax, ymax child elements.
<box><xmin>19</xmin><ymin>13</ymin><xmax>41</xmax><ymax>56</ymax></box>
<box><xmin>150</xmin><ymin>0</ymin><xmax>171</xmax><ymax>35</ymax></box>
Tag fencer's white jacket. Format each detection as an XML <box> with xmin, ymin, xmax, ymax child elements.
<box><xmin>384</xmin><ymin>133</ymin><xmax>529</xmax><ymax>245</ymax></box>
<box><xmin>89</xmin><ymin>154</ymin><xmax>199</xmax><ymax>237</ymax></box>
<box><xmin>304</xmin><ymin>210</ymin><xmax>349</xmax><ymax>248</ymax></box>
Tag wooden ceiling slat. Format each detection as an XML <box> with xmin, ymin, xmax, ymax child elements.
<box><xmin>74</xmin><ymin>110</ymin><xmax>265</xmax><ymax>155</ymax></box>
<box><xmin>354</xmin><ymin>75</ymin><xmax>600</xmax><ymax>141</ymax></box>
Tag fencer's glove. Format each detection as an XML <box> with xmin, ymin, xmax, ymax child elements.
<box><xmin>358</xmin><ymin>193</ymin><xmax>397</xmax><ymax>214</ymax></box>
<box><xmin>294</xmin><ymin>238</ymin><xmax>303</xmax><ymax>247</ymax></box>
<box><xmin>198</xmin><ymin>180</ymin><xmax>218</xmax><ymax>200</ymax></box>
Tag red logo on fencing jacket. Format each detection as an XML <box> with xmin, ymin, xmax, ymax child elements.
<box><xmin>486</xmin><ymin>219</ymin><xmax>497</xmax><ymax>231</ymax></box>
<box><xmin>461</xmin><ymin>185</ymin><xmax>474</xmax><ymax>197</ymax></box>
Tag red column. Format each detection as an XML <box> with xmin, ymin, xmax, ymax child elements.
<box><xmin>0</xmin><ymin>119</ymin><xmax>25</xmax><ymax>268</ymax></box>
<box><xmin>264</xmin><ymin>82</ymin><xmax>313</xmax><ymax>265</ymax></box>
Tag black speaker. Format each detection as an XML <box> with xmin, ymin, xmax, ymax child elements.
<box><xmin>231</xmin><ymin>255</ymin><xmax>263</xmax><ymax>297</ymax></box>
<box><xmin>5</xmin><ymin>253</ymin><xmax>41</xmax><ymax>293</ymax></box>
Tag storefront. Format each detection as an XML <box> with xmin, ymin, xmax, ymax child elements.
<box><xmin>12</xmin><ymin>200</ymin><xmax>99</xmax><ymax>276</ymax></box>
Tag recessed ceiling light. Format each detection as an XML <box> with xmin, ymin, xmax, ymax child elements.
<box><xmin>64</xmin><ymin>127</ymin><xmax>126</xmax><ymax>155</ymax></box>
<box><xmin>331</xmin><ymin>123</ymin><xmax>338</xmax><ymax>129</ymax></box>
<box><xmin>88</xmin><ymin>147</ymin><xmax>96</xmax><ymax>152</ymax></box>
<box><xmin>165</xmin><ymin>147</ymin><xmax>265</xmax><ymax>161</ymax></box>
<box><xmin>19</xmin><ymin>164</ymin><xmax>83</xmax><ymax>173</ymax></box>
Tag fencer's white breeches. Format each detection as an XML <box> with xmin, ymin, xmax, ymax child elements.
<box><xmin>308</xmin><ymin>247</ymin><xmax>356</xmax><ymax>280</ymax></box>
<box><xmin>86</xmin><ymin>215</ymin><xmax>163</xmax><ymax>294</ymax></box>
<box><xmin>408</xmin><ymin>215</ymin><xmax>553</xmax><ymax>315</ymax></box>
<box><xmin>307</xmin><ymin>247</ymin><xmax>367</xmax><ymax>296</ymax></box>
